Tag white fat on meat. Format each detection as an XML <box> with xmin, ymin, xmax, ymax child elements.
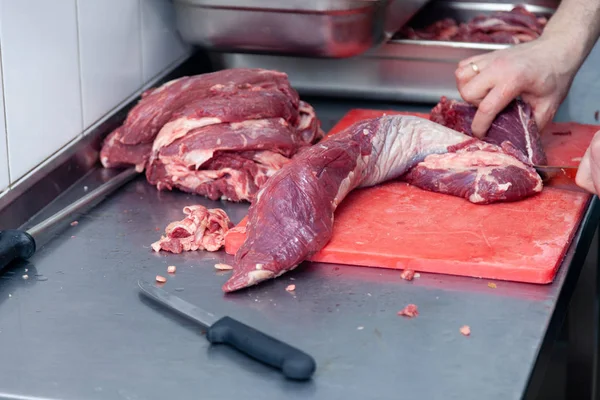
<box><xmin>252</xmin><ymin>151</ymin><xmax>291</xmax><ymax>173</ymax></box>
<box><xmin>360</xmin><ymin>116</ymin><xmax>468</xmax><ymax>187</ymax></box>
<box><xmin>163</xmin><ymin>165</ymin><xmax>252</xmax><ymax>199</ymax></box>
<box><xmin>152</xmin><ymin>116</ymin><xmax>222</xmax><ymax>152</ymax></box>
<box><xmin>147</xmin><ymin>77</ymin><xmax>185</xmax><ymax>95</ymax></box>
<box><xmin>518</xmin><ymin>105</ymin><xmax>535</xmax><ymax>163</ymax></box>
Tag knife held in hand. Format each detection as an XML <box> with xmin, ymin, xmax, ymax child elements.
<box><xmin>138</xmin><ymin>280</ymin><xmax>316</xmax><ymax>380</ymax></box>
<box><xmin>534</xmin><ymin>165</ymin><xmax>578</xmax><ymax>182</ymax></box>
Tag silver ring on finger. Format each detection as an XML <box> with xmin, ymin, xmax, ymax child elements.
<box><xmin>469</xmin><ymin>61</ymin><xmax>480</xmax><ymax>74</ymax></box>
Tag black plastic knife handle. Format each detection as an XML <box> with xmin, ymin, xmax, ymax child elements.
<box><xmin>206</xmin><ymin>316</ymin><xmax>316</xmax><ymax>380</ymax></box>
<box><xmin>0</xmin><ymin>230</ymin><xmax>36</xmax><ymax>270</ymax></box>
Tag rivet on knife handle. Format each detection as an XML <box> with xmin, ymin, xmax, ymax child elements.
<box><xmin>206</xmin><ymin>316</ymin><xmax>316</xmax><ymax>380</ymax></box>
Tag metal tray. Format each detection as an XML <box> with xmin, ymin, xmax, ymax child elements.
<box><xmin>173</xmin><ymin>0</ymin><xmax>430</xmax><ymax>58</ymax></box>
<box><xmin>208</xmin><ymin>1</ymin><xmax>556</xmax><ymax>102</ymax></box>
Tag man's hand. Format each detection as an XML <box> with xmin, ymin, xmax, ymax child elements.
<box><xmin>576</xmin><ymin>131</ymin><xmax>600</xmax><ymax>195</ymax></box>
<box><xmin>454</xmin><ymin>37</ymin><xmax>575</xmax><ymax>138</ymax></box>
<box><xmin>453</xmin><ymin>0</ymin><xmax>600</xmax><ymax>139</ymax></box>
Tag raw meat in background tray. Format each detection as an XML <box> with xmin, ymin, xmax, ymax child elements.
<box><xmin>222</xmin><ymin>111</ymin><xmax>544</xmax><ymax>293</ymax></box>
<box><xmin>224</xmin><ymin>106</ymin><xmax>596</xmax><ymax>291</ymax></box>
<box><xmin>399</xmin><ymin>5</ymin><xmax>547</xmax><ymax>44</ymax></box>
<box><xmin>100</xmin><ymin>68</ymin><xmax>323</xmax><ymax>202</ymax></box>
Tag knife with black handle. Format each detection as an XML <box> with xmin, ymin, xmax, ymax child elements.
<box><xmin>138</xmin><ymin>280</ymin><xmax>316</xmax><ymax>380</ymax></box>
<box><xmin>0</xmin><ymin>168</ymin><xmax>139</xmax><ymax>270</ymax></box>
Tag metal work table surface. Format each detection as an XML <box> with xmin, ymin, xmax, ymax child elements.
<box><xmin>0</xmin><ymin>99</ymin><xmax>596</xmax><ymax>400</ymax></box>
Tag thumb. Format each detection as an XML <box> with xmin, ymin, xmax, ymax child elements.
<box><xmin>576</xmin><ymin>131</ymin><xmax>600</xmax><ymax>195</ymax></box>
<box><xmin>527</xmin><ymin>97</ymin><xmax>557</xmax><ymax>132</ymax></box>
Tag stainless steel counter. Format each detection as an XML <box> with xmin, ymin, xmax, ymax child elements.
<box><xmin>0</xmin><ymin>98</ymin><xmax>598</xmax><ymax>400</ymax></box>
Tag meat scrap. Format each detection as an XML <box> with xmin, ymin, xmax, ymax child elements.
<box><xmin>400</xmin><ymin>269</ymin><xmax>416</xmax><ymax>281</ymax></box>
<box><xmin>460</xmin><ymin>325</ymin><xmax>471</xmax><ymax>336</ymax></box>
<box><xmin>215</xmin><ymin>263</ymin><xmax>234</xmax><ymax>270</ymax></box>
<box><xmin>167</xmin><ymin>265</ymin><xmax>177</xmax><ymax>274</ymax></box>
<box><xmin>156</xmin><ymin>275</ymin><xmax>167</xmax><ymax>283</ymax></box>
<box><xmin>398</xmin><ymin>304</ymin><xmax>419</xmax><ymax>318</ymax></box>
<box><xmin>399</xmin><ymin>5</ymin><xmax>546</xmax><ymax>44</ymax></box>
<box><xmin>222</xmin><ymin>115</ymin><xmax>542</xmax><ymax>292</ymax></box>
<box><xmin>100</xmin><ymin>69</ymin><xmax>323</xmax><ymax>202</ymax></box>
<box><xmin>152</xmin><ymin>205</ymin><xmax>233</xmax><ymax>254</ymax></box>
<box><xmin>286</xmin><ymin>284</ymin><xmax>296</xmax><ymax>292</ymax></box>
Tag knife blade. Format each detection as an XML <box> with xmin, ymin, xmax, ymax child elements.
<box><xmin>137</xmin><ymin>280</ymin><xmax>316</xmax><ymax>380</ymax></box>
<box><xmin>534</xmin><ymin>165</ymin><xmax>578</xmax><ymax>182</ymax></box>
<box><xmin>0</xmin><ymin>167</ymin><xmax>139</xmax><ymax>270</ymax></box>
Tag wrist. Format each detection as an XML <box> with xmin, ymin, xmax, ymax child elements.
<box><xmin>537</xmin><ymin>31</ymin><xmax>587</xmax><ymax>77</ymax></box>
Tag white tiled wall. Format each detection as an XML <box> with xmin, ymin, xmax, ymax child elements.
<box><xmin>0</xmin><ymin>0</ymin><xmax>191</xmax><ymax>191</ymax></box>
<box><xmin>77</xmin><ymin>0</ymin><xmax>143</xmax><ymax>127</ymax></box>
<box><xmin>0</xmin><ymin>47</ymin><xmax>7</xmax><ymax>193</ymax></box>
<box><xmin>141</xmin><ymin>0</ymin><xmax>189</xmax><ymax>82</ymax></box>
<box><xmin>0</xmin><ymin>0</ymin><xmax>82</xmax><ymax>183</ymax></box>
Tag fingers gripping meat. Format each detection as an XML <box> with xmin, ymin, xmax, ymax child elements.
<box><xmin>222</xmin><ymin>115</ymin><xmax>542</xmax><ymax>292</ymax></box>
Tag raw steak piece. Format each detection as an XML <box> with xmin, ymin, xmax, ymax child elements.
<box><xmin>100</xmin><ymin>69</ymin><xmax>323</xmax><ymax>201</ymax></box>
<box><xmin>399</xmin><ymin>5</ymin><xmax>546</xmax><ymax>44</ymax></box>
<box><xmin>151</xmin><ymin>205</ymin><xmax>233</xmax><ymax>253</ymax></box>
<box><xmin>222</xmin><ymin>115</ymin><xmax>542</xmax><ymax>292</ymax></box>
<box><xmin>121</xmin><ymin>69</ymin><xmax>299</xmax><ymax>145</ymax></box>
<box><xmin>430</xmin><ymin>96</ymin><xmax>548</xmax><ymax>165</ymax></box>
<box><xmin>146</xmin><ymin>104</ymin><xmax>320</xmax><ymax>202</ymax></box>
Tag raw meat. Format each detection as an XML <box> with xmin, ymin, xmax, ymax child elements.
<box><xmin>100</xmin><ymin>68</ymin><xmax>323</xmax><ymax>201</ymax></box>
<box><xmin>398</xmin><ymin>304</ymin><xmax>419</xmax><ymax>318</ymax></box>
<box><xmin>399</xmin><ymin>5</ymin><xmax>547</xmax><ymax>44</ymax></box>
<box><xmin>152</xmin><ymin>205</ymin><xmax>233</xmax><ymax>254</ymax></box>
<box><xmin>400</xmin><ymin>270</ymin><xmax>416</xmax><ymax>281</ymax></box>
<box><xmin>460</xmin><ymin>325</ymin><xmax>471</xmax><ymax>336</ymax></box>
<box><xmin>430</xmin><ymin>96</ymin><xmax>548</xmax><ymax>165</ymax></box>
<box><xmin>222</xmin><ymin>115</ymin><xmax>542</xmax><ymax>292</ymax></box>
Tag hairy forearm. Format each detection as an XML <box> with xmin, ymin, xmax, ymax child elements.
<box><xmin>541</xmin><ymin>0</ymin><xmax>600</xmax><ymax>74</ymax></box>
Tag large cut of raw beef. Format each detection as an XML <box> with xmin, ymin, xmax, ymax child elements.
<box><xmin>100</xmin><ymin>69</ymin><xmax>323</xmax><ymax>202</ymax></box>
<box><xmin>399</xmin><ymin>5</ymin><xmax>547</xmax><ymax>44</ymax></box>
<box><xmin>430</xmin><ymin>96</ymin><xmax>548</xmax><ymax>165</ymax></box>
<box><xmin>222</xmin><ymin>115</ymin><xmax>543</xmax><ymax>292</ymax></box>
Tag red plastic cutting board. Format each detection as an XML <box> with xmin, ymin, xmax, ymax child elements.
<box><xmin>225</xmin><ymin>109</ymin><xmax>597</xmax><ymax>284</ymax></box>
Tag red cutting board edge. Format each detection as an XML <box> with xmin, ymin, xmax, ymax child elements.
<box><xmin>225</xmin><ymin>109</ymin><xmax>596</xmax><ymax>284</ymax></box>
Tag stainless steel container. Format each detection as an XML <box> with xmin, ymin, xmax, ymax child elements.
<box><xmin>173</xmin><ymin>0</ymin><xmax>431</xmax><ymax>58</ymax></box>
<box><xmin>209</xmin><ymin>1</ymin><xmax>556</xmax><ymax>102</ymax></box>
